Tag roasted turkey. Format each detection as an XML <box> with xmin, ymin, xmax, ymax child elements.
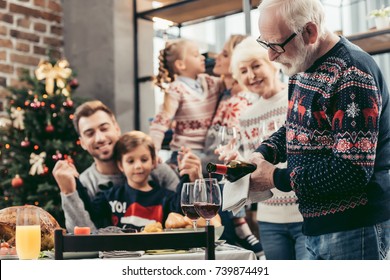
<box><xmin>0</xmin><ymin>205</ymin><xmax>62</xmax><ymax>250</ymax></box>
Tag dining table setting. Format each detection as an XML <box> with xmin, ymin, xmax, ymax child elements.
<box><xmin>0</xmin><ymin>178</ymin><xmax>258</xmax><ymax>261</ymax></box>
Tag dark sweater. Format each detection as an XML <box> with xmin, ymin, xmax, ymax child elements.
<box><xmin>256</xmin><ymin>36</ymin><xmax>390</xmax><ymax>236</ymax></box>
<box><xmin>83</xmin><ymin>178</ymin><xmax>186</xmax><ymax>231</ymax></box>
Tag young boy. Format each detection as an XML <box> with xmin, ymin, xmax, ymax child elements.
<box><xmin>88</xmin><ymin>131</ymin><xmax>201</xmax><ymax>231</ymax></box>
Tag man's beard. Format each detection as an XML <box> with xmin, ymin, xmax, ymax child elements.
<box><xmin>276</xmin><ymin>37</ymin><xmax>317</xmax><ymax>76</ymax></box>
<box><xmin>91</xmin><ymin>150</ymin><xmax>114</xmax><ymax>163</ymax></box>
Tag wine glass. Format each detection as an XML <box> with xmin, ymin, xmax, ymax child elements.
<box><xmin>216</xmin><ymin>126</ymin><xmax>240</xmax><ymax>183</ymax></box>
<box><xmin>180</xmin><ymin>182</ymin><xmax>200</xmax><ymax>230</ymax></box>
<box><xmin>259</xmin><ymin>119</ymin><xmax>279</xmax><ymax>144</ymax></box>
<box><xmin>193</xmin><ymin>178</ymin><xmax>221</xmax><ymax>226</ymax></box>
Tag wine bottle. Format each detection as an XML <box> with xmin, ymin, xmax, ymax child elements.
<box><xmin>206</xmin><ymin>160</ymin><xmax>257</xmax><ymax>182</ymax></box>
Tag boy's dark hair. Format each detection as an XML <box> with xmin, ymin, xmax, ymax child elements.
<box><xmin>114</xmin><ymin>131</ymin><xmax>156</xmax><ymax>163</ymax></box>
<box><xmin>73</xmin><ymin>100</ymin><xmax>116</xmax><ymax>135</ymax></box>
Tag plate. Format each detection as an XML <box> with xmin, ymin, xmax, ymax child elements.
<box><xmin>146</xmin><ymin>249</ymin><xmax>192</xmax><ymax>255</ymax></box>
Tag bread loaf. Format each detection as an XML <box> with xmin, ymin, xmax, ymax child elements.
<box><xmin>165</xmin><ymin>212</ymin><xmax>192</xmax><ymax>229</ymax></box>
<box><xmin>196</xmin><ymin>214</ymin><xmax>222</xmax><ymax>227</ymax></box>
<box><xmin>0</xmin><ymin>205</ymin><xmax>61</xmax><ymax>250</ymax></box>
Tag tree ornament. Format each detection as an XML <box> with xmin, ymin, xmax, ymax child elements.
<box><xmin>11</xmin><ymin>174</ymin><xmax>23</xmax><ymax>188</ymax></box>
<box><xmin>30</xmin><ymin>96</ymin><xmax>41</xmax><ymax>109</ymax></box>
<box><xmin>69</xmin><ymin>78</ymin><xmax>79</xmax><ymax>89</ymax></box>
<box><xmin>10</xmin><ymin>107</ymin><xmax>25</xmax><ymax>130</ymax></box>
<box><xmin>45</xmin><ymin>123</ymin><xmax>54</xmax><ymax>133</ymax></box>
<box><xmin>21</xmin><ymin>138</ymin><xmax>30</xmax><ymax>148</ymax></box>
<box><xmin>34</xmin><ymin>59</ymin><xmax>72</xmax><ymax>95</ymax></box>
<box><xmin>63</xmin><ymin>98</ymin><xmax>74</xmax><ymax>108</ymax></box>
<box><xmin>29</xmin><ymin>152</ymin><xmax>46</xmax><ymax>175</ymax></box>
<box><xmin>52</xmin><ymin>150</ymin><xmax>63</xmax><ymax>161</ymax></box>
<box><xmin>42</xmin><ymin>165</ymin><xmax>49</xmax><ymax>175</ymax></box>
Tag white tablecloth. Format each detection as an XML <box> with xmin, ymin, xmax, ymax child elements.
<box><xmin>107</xmin><ymin>243</ymin><xmax>257</xmax><ymax>260</ymax></box>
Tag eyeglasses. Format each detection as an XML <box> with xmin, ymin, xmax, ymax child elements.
<box><xmin>256</xmin><ymin>32</ymin><xmax>297</xmax><ymax>53</ymax></box>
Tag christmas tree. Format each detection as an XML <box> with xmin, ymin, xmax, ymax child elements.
<box><xmin>0</xmin><ymin>58</ymin><xmax>93</xmax><ymax>227</ymax></box>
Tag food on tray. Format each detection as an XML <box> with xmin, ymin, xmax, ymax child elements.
<box><xmin>74</xmin><ymin>226</ymin><xmax>91</xmax><ymax>235</ymax></box>
<box><xmin>0</xmin><ymin>205</ymin><xmax>62</xmax><ymax>250</ymax></box>
<box><xmin>196</xmin><ymin>214</ymin><xmax>222</xmax><ymax>227</ymax></box>
<box><xmin>142</xmin><ymin>222</ymin><xmax>163</xmax><ymax>233</ymax></box>
<box><xmin>164</xmin><ymin>212</ymin><xmax>192</xmax><ymax>229</ymax></box>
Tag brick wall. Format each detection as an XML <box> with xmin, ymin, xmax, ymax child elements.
<box><xmin>0</xmin><ymin>0</ymin><xmax>63</xmax><ymax>89</ymax></box>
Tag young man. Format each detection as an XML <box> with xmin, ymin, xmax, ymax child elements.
<box><xmin>247</xmin><ymin>0</ymin><xmax>390</xmax><ymax>259</ymax></box>
<box><xmin>53</xmin><ymin>100</ymin><xmax>179</xmax><ymax>232</ymax></box>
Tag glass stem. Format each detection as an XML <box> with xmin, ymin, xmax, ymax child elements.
<box><xmin>192</xmin><ymin>221</ymin><xmax>197</xmax><ymax>231</ymax></box>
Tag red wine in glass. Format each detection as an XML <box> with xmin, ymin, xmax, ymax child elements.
<box><xmin>193</xmin><ymin>178</ymin><xmax>221</xmax><ymax>226</ymax></box>
<box><xmin>181</xmin><ymin>204</ymin><xmax>200</xmax><ymax>220</ymax></box>
<box><xmin>194</xmin><ymin>202</ymin><xmax>220</xmax><ymax>220</ymax></box>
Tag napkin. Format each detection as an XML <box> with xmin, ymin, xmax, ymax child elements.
<box><xmin>222</xmin><ymin>174</ymin><xmax>273</xmax><ymax>215</ymax></box>
<box><xmin>99</xmin><ymin>250</ymin><xmax>145</xmax><ymax>258</ymax></box>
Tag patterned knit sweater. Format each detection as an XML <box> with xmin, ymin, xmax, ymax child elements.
<box><xmin>239</xmin><ymin>89</ymin><xmax>303</xmax><ymax>224</ymax></box>
<box><xmin>256</xmin><ymin>37</ymin><xmax>390</xmax><ymax>236</ymax></box>
<box><xmin>149</xmin><ymin>74</ymin><xmax>222</xmax><ymax>151</ymax></box>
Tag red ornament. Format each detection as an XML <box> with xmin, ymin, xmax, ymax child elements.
<box><xmin>43</xmin><ymin>166</ymin><xmax>49</xmax><ymax>175</ymax></box>
<box><xmin>69</xmin><ymin>78</ymin><xmax>79</xmax><ymax>89</ymax></box>
<box><xmin>45</xmin><ymin>124</ymin><xmax>54</xmax><ymax>133</ymax></box>
<box><xmin>63</xmin><ymin>98</ymin><xmax>74</xmax><ymax>108</ymax></box>
<box><xmin>52</xmin><ymin>151</ymin><xmax>63</xmax><ymax>161</ymax></box>
<box><xmin>11</xmin><ymin>174</ymin><xmax>23</xmax><ymax>188</ymax></box>
<box><xmin>21</xmin><ymin>138</ymin><xmax>30</xmax><ymax>148</ymax></box>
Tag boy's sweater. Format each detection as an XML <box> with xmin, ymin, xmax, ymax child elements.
<box><xmin>88</xmin><ymin>180</ymin><xmax>183</xmax><ymax>231</ymax></box>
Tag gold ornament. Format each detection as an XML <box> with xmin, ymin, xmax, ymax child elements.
<box><xmin>35</xmin><ymin>59</ymin><xmax>72</xmax><ymax>95</ymax></box>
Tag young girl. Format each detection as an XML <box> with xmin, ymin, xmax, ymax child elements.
<box><xmin>149</xmin><ymin>39</ymin><xmax>222</xmax><ymax>164</ymax></box>
<box><xmin>88</xmin><ymin>131</ymin><xmax>200</xmax><ymax>231</ymax></box>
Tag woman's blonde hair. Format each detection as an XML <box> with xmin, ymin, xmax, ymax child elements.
<box><xmin>224</xmin><ymin>34</ymin><xmax>248</xmax><ymax>58</ymax></box>
<box><xmin>230</xmin><ymin>37</ymin><xmax>279</xmax><ymax>88</ymax></box>
<box><xmin>113</xmin><ymin>130</ymin><xmax>156</xmax><ymax>164</ymax></box>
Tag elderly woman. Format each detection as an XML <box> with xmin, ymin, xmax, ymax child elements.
<box><xmin>227</xmin><ymin>37</ymin><xmax>309</xmax><ymax>260</ymax></box>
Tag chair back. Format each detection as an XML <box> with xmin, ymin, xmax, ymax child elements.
<box><xmin>54</xmin><ymin>226</ymin><xmax>215</xmax><ymax>260</ymax></box>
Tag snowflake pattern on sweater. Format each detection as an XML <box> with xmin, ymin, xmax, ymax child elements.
<box><xmin>256</xmin><ymin>37</ymin><xmax>390</xmax><ymax>235</ymax></box>
<box><xmin>149</xmin><ymin>74</ymin><xmax>221</xmax><ymax>151</ymax></box>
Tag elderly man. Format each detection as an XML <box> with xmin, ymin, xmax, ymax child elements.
<box><xmin>248</xmin><ymin>0</ymin><xmax>390</xmax><ymax>260</ymax></box>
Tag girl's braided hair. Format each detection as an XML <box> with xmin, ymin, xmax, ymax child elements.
<box><xmin>154</xmin><ymin>39</ymin><xmax>189</xmax><ymax>112</ymax></box>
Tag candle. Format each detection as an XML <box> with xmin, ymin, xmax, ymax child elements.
<box><xmin>74</xmin><ymin>226</ymin><xmax>91</xmax><ymax>235</ymax></box>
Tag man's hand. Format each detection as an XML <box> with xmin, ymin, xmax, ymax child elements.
<box><xmin>248</xmin><ymin>152</ymin><xmax>276</xmax><ymax>192</ymax></box>
<box><xmin>177</xmin><ymin>149</ymin><xmax>202</xmax><ymax>182</ymax></box>
<box><xmin>52</xmin><ymin>160</ymin><xmax>79</xmax><ymax>194</ymax></box>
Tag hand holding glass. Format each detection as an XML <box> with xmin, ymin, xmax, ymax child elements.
<box><xmin>16</xmin><ymin>207</ymin><xmax>41</xmax><ymax>260</ymax></box>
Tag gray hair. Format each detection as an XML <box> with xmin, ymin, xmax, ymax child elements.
<box><xmin>258</xmin><ymin>0</ymin><xmax>327</xmax><ymax>37</ymax></box>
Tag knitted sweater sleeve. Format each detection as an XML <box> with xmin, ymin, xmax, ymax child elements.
<box><xmin>275</xmin><ymin>67</ymin><xmax>381</xmax><ymax>197</ymax></box>
<box><xmin>255</xmin><ymin>125</ymin><xmax>288</xmax><ymax>164</ymax></box>
<box><xmin>149</xmin><ymin>83</ymin><xmax>181</xmax><ymax>151</ymax></box>
<box><xmin>60</xmin><ymin>180</ymin><xmax>97</xmax><ymax>233</ymax></box>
